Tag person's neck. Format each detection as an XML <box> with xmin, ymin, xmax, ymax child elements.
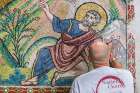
<box><xmin>93</xmin><ymin>60</ymin><xmax>110</xmax><ymax>69</ymax></box>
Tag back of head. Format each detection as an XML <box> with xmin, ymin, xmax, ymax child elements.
<box><xmin>89</xmin><ymin>40</ymin><xmax>110</xmax><ymax>68</ymax></box>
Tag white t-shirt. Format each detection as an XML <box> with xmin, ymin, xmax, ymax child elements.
<box><xmin>70</xmin><ymin>66</ymin><xmax>134</xmax><ymax>93</ymax></box>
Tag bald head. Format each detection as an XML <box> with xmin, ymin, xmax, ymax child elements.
<box><xmin>89</xmin><ymin>41</ymin><xmax>110</xmax><ymax>68</ymax></box>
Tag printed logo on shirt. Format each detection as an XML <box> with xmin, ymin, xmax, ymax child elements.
<box><xmin>93</xmin><ymin>75</ymin><xmax>125</xmax><ymax>93</ymax></box>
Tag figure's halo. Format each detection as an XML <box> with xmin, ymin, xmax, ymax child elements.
<box><xmin>75</xmin><ymin>2</ymin><xmax>108</xmax><ymax>31</ymax></box>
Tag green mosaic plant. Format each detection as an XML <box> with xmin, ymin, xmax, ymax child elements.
<box><xmin>0</xmin><ymin>7</ymin><xmax>39</xmax><ymax>67</ymax></box>
<box><xmin>109</xmin><ymin>0</ymin><xmax>120</xmax><ymax>22</ymax></box>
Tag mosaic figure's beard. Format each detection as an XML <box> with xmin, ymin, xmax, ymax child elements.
<box><xmin>82</xmin><ymin>19</ymin><xmax>94</xmax><ymax>27</ymax></box>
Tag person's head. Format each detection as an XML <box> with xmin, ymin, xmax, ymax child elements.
<box><xmin>81</xmin><ymin>10</ymin><xmax>101</xmax><ymax>27</ymax></box>
<box><xmin>89</xmin><ymin>40</ymin><xmax>110</xmax><ymax>68</ymax></box>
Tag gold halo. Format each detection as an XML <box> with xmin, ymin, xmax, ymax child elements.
<box><xmin>75</xmin><ymin>2</ymin><xmax>108</xmax><ymax>31</ymax></box>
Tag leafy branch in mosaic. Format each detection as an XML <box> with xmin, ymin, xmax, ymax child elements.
<box><xmin>121</xmin><ymin>0</ymin><xmax>133</xmax><ymax>5</ymax></box>
<box><xmin>0</xmin><ymin>7</ymin><xmax>39</xmax><ymax>67</ymax></box>
<box><xmin>109</xmin><ymin>0</ymin><xmax>120</xmax><ymax>22</ymax></box>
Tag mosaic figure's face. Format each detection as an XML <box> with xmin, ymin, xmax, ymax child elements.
<box><xmin>82</xmin><ymin>10</ymin><xmax>101</xmax><ymax>27</ymax></box>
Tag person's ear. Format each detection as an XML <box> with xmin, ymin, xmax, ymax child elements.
<box><xmin>109</xmin><ymin>52</ymin><xmax>113</xmax><ymax>62</ymax></box>
<box><xmin>109</xmin><ymin>52</ymin><xmax>123</xmax><ymax>68</ymax></box>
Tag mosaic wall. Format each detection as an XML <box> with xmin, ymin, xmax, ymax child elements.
<box><xmin>0</xmin><ymin>0</ymin><xmax>135</xmax><ymax>93</ymax></box>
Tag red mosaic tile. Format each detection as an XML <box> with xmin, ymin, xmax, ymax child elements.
<box><xmin>32</xmin><ymin>88</ymin><xmax>41</xmax><ymax>93</ymax></box>
<box><xmin>18</xmin><ymin>88</ymin><xmax>28</xmax><ymax>93</ymax></box>
<box><xmin>8</xmin><ymin>87</ymin><xmax>17</xmax><ymax>93</ymax></box>
<box><xmin>0</xmin><ymin>88</ymin><xmax>4</xmax><ymax>93</ymax></box>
